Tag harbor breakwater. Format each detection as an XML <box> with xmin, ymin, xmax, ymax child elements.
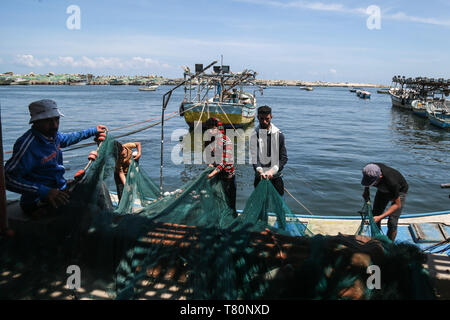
<box><xmin>0</xmin><ymin>72</ymin><xmax>389</xmax><ymax>88</ymax></box>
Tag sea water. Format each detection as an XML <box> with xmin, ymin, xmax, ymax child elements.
<box><xmin>1</xmin><ymin>85</ymin><xmax>449</xmax><ymax>216</ymax></box>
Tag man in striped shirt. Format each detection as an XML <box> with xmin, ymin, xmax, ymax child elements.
<box><xmin>5</xmin><ymin>99</ymin><xmax>107</xmax><ymax>218</ymax></box>
<box><xmin>204</xmin><ymin>117</ymin><xmax>236</xmax><ymax>215</ymax></box>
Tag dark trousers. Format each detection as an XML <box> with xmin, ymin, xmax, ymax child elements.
<box><xmin>373</xmin><ymin>192</ymin><xmax>406</xmax><ymax>238</ymax></box>
<box><xmin>254</xmin><ymin>175</ymin><xmax>284</xmax><ymax>196</ymax></box>
<box><xmin>114</xmin><ymin>172</ymin><xmax>124</xmax><ymax>201</ymax></box>
<box><xmin>222</xmin><ymin>176</ymin><xmax>237</xmax><ymax>216</ymax></box>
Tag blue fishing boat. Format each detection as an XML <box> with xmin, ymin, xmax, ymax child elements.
<box><xmin>426</xmin><ymin>100</ymin><xmax>450</xmax><ymax>128</ymax></box>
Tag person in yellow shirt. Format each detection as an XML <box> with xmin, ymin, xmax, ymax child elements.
<box><xmin>114</xmin><ymin>141</ymin><xmax>141</xmax><ymax>201</ymax></box>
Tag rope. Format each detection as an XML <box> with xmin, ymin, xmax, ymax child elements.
<box><xmin>216</xmin><ymin>102</ymin><xmax>243</xmax><ymax>139</ymax></box>
<box><xmin>109</xmin><ymin>111</ymin><xmax>178</xmax><ymax>132</ymax></box>
<box><xmin>283</xmin><ymin>187</ymin><xmax>314</xmax><ymax>216</ymax></box>
<box><xmin>61</xmin><ymin>103</ymin><xmax>202</xmax><ymax>152</ymax></box>
<box><xmin>4</xmin><ymin>104</ymin><xmax>201</xmax><ymax>155</ymax></box>
<box><xmin>193</xmin><ymin>102</ymin><xmax>207</xmax><ymax>131</ymax></box>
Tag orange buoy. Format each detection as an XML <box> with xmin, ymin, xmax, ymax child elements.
<box><xmin>88</xmin><ymin>150</ymin><xmax>98</xmax><ymax>160</ymax></box>
<box><xmin>74</xmin><ymin>169</ymin><xmax>85</xmax><ymax>180</ymax></box>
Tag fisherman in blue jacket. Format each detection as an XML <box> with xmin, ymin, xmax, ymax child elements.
<box><xmin>5</xmin><ymin>99</ymin><xmax>107</xmax><ymax>217</ymax></box>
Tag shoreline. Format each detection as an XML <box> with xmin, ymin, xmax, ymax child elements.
<box><xmin>0</xmin><ymin>73</ymin><xmax>389</xmax><ymax>88</ymax></box>
<box><xmin>0</xmin><ymin>80</ymin><xmax>390</xmax><ymax>88</ymax></box>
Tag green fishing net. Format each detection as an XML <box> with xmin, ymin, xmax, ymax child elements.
<box><xmin>0</xmin><ymin>133</ymin><xmax>436</xmax><ymax>300</ymax></box>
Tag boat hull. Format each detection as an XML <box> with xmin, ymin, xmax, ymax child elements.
<box><xmin>428</xmin><ymin>114</ymin><xmax>450</xmax><ymax>128</ymax></box>
<box><xmin>181</xmin><ymin>102</ymin><xmax>256</xmax><ymax>129</ymax></box>
<box><xmin>139</xmin><ymin>86</ymin><xmax>158</xmax><ymax>91</ymax></box>
<box><xmin>411</xmin><ymin>100</ymin><xmax>428</xmax><ymax>118</ymax></box>
<box><xmin>390</xmin><ymin>93</ymin><xmax>412</xmax><ymax>110</ymax></box>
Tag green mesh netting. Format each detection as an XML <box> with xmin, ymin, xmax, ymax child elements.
<box><xmin>0</xmin><ymin>133</ymin><xmax>436</xmax><ymax>300</ymax></box>
<box><xmin>357</xmin><ymin>201</ymin><xmax>389</xmax><ymax>241</ymax></box>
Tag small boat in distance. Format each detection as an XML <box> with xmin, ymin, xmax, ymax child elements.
<box><xmin>349</xmin><ymin>87</ymin><xmax>361</xmax><ymax>93</ymax></box>
<box><xmin>11</xmin><ymin>78</ymin><xmax>30</xmax><ymax>85</ymax></box>
<box><xmin>377</xmin><ymin>89</ymin><xmax>390</xmax><ymax>94</ymax></box>
<box><xmin>139</xmin><ymin>85</ymin><xmax>159</xmax><ymax>91</ymax></box>
<box><xmin>0</xmin><ymin>76</ymin><xmax>14</xmax><ymax>85</ymax></box>
<box><xmin>356</xmin><ymin>89</ymin><xmax>371</xmax><ymax>99</ymax></box>
<box><xmin>300</xmin><ymin>86</ymin><xmax>313</xmax><ymax>91</ymax></box>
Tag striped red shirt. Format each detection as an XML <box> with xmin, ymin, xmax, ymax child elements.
<box><xmin>210</xmin><ymin>132</ymin><xmax>235</xmax><ymax>178</ymax></box>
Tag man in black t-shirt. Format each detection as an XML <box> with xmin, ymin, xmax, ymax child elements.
<box><xmin>361</xmin><ymin>163</ymin><xmax>409</xmax><ymax>241</ymax></box>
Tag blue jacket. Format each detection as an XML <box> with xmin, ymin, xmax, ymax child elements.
<box><xmin>5</xmin><ymin>127</ymin><xmax>98</xmax><ymax>207</ymax></box>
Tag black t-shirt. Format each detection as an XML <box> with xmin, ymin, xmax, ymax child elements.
<box><xmin>373</xmin><ymin>163</ymin><xmax>408</xmax><ymax>199</ymax></box>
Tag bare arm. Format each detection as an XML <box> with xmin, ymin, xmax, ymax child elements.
<box><xmin>133</xmin><ymin>142</ymin><xmax>142</xmax><ymax>161</ymax></box>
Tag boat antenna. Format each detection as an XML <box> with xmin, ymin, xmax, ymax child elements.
<box><xmin>160</xmin><ymin>60</ymin><xmax>217</xmax><ymax>195</ymax></box>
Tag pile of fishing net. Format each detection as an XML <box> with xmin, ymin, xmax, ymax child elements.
<box><xmin>0</xmin><ymin>133</ymin><xmax>436</xmax><ymax>300</ymax></box>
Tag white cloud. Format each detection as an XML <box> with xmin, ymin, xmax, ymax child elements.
<box><xmin>233</xmin><ymin>0</ymin><xmax>450</xmax><ymax>27</ymax></box>
<box><xmin>14</xmin><ymin>54</ymin><xmax>44</xmax><ymax>67</ymax></box>
<box><xmin>234</xmin><ymin>0</ymin><xmax>366</xmax><ymax>15</ymax></box>
<box><xmin>12</xmin><ymin>55</ymin><xmax>171</xmax><ymax>70</ymax></box>
<box><xmin>386</xmin><ymin>11</ymin><xmax>450</xmax><ymax>27</ymax></box>
<box><xmin>329</xmin><ymin>68</ymin><xmax>337</xmax><ymax>74</ymax></box>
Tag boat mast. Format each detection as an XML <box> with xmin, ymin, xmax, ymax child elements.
<box><xmin>159</xmin><ymin>60</ymin><xmax>217</xmax><ymax>195</ymax></box>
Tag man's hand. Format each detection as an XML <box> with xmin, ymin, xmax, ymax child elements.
<box><xmin>46</xmin><ymin>189</ymin><xmax>70</xmax><ymax>208</ymax></box>
<box><xmin>133</xmin><ymin>152</ymin><xmax>141</xmax><ymax>161</ymax></box>
<box><xmin>208</xmin><ymin>168</ymin><xmax>219</xmax><ymax>179</ymax></box>
<box><xmin>265</xmin><ymin>169</ymin><xmax>274</xmax><ymax>180</ymax></box>
<box><xmin>373</xmin><ymin>215</ymin><xmax>382</xmax><ymax>224</ymax></box>
<box><xmin>96</xmin><ymin>125</ymin><xmax>108</xmax><ymax>133</ymax></box>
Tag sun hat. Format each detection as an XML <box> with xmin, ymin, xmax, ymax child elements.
<box><xmin>361</xmin><ymin>163</ymin><xmax>381</xmax><ymax>187</ymax></box>
<box><xmin>29</xmin><ymin>99</ymin><xmax>64</xmax><ymax>124</ymax></box>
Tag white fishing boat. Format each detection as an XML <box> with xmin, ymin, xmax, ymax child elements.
<box><xmin>139</xmin><ymin>85</ymin><xmax>159</xmax><ymax>91</ymax></box>
<box><xmin>411</xmin><ymin>99</ymin><xmax>429</xmax><ymax>118</ymax></box>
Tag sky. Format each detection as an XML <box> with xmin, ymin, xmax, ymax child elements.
<box><xmin>0</xmin><ymin>0</ymin><xmax>449</xmax><ymax>84</ymax></box>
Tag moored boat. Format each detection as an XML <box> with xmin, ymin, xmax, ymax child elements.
<box><xmin>356</xmin><ymin>89</ymin><xmax>371</xmax><ymax>99</ymax></box>
<box><xmin>426</xmin><ymin>100</ymin><xmax>450</xmax><ymax>128</ymax></box>
<box><xmin>11</xmin><ymin>78</ymin><xmax>30</xmax><ymax>85</ymax></box>
<box><xmin>179</xmin><ymin>62</ymin><xmax>259</xmax><ymax>129</ymax></box>
<box><xmin>0</xmin><ymin>76</ymin><xmax>14</xmax><ymax>85</ymax></box>
<box><xmin>411</xmin><ymin>100</ymin><xmax>429</xmax><ymax>118</ymax></box>
<box><xmin>139</xmin><ymin>85</ymin><xmax>159</xmax><ymax>91</ymax></box>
